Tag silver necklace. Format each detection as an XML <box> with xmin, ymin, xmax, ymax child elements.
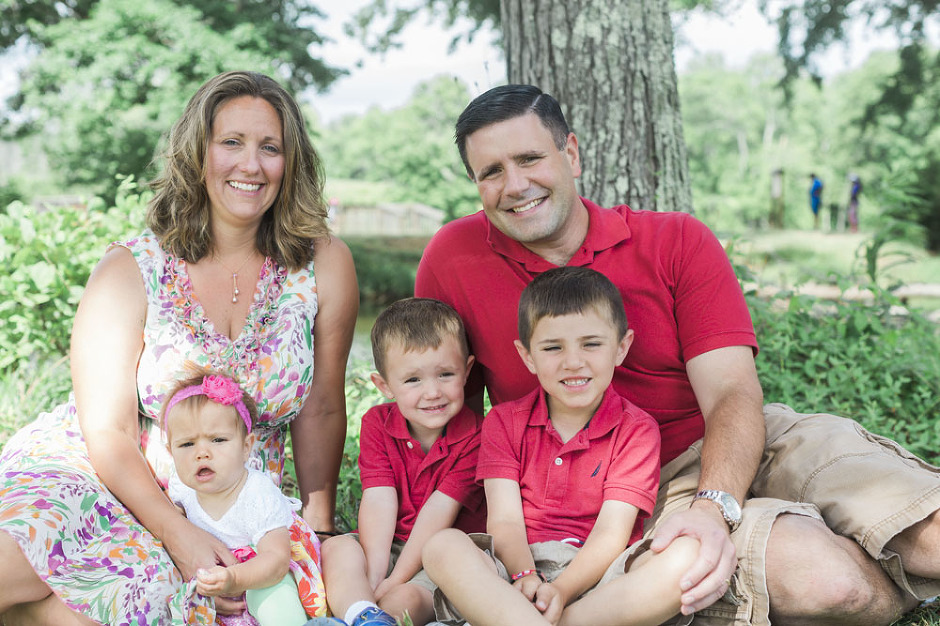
<box><xmin>217</xmin><ymin>251</ymin><xmax>254</xmax><ymax>303</ymax></box>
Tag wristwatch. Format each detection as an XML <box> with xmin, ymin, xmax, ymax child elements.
<box><xmin>693</xmin><ymin>490</ymin><xmax>742</xmax><ymax>532</ymax></box>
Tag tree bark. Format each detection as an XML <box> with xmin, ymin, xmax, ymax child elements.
<box><xmin>500</xmin><ymin>0</ymin><xmax>693</xmax><ymax>213</ymax></box>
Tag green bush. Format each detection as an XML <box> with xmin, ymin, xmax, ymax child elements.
<box><xmin>749</xmin><ymin>288</ymin><xmax>940</xmax><ymax>465</ymax></box>
<box><xmin>346</xmin><ymin>237</ymin><xmax>427</xmax><ymax>308</ymax></box>
<box><xmin>0</xmin><ymin>179</ymin><xmax>147</xmax><ymax>372</ymax></box>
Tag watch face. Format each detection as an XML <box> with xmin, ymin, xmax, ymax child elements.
<box><xmin>718</xmin><ymin>492</ymin><xmax>742</xmax><ymax>520</ymax></box>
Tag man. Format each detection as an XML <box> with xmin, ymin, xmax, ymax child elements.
<box><xmin>415</xmin><ymin>84</ymin><xmax>940</xmax><ymax>625</ymax></box>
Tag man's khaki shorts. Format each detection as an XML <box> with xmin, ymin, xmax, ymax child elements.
<box><xmin>644</xmin><ymin>403</ymin><xmax>940</xmax><ymax>625</ymax></box>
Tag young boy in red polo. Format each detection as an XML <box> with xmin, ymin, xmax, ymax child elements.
<box><xmin>320</xmin><ymin>298</ymin><xmax>485</xmax><ymax>626</ymax></box>
<box><xmin>423</xmin><ymin>267</ymin><xmax>700</xmax><ymax>626</ymax></box>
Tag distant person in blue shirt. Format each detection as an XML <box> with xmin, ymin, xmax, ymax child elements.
<box><xmin>809</xmin><ymin>173</ymin><xmax>824</xmax><ymax>229</ymax></box>
<box><xmin>848</xmin><ymin>174</ymin><xmax>862</xmax><ymax>233</ymax></box>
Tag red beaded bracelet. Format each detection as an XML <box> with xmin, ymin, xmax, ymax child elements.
<box><xmin>511</xmin><ymin>569</ymin><xmax>538</xmax><ymax>581</ymax></box>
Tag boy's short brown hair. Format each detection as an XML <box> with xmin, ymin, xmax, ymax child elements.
<box><xmin>517</xmin><ymin>266</ymin><xmax>628</xmax><ymax>349</ymax></box>
<box><xmin>371</xmin><ymin>298</ymin><xmax>470</xmax><ymax>377</ymax></box>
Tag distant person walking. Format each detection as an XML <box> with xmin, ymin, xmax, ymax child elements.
<box><xmin>809</xmin><ymin>173</ymin><xmax>824</xmax><ymax>229</ymax></box>
<box><xmin>847</xmin><ymin>174</ymin><xmax>862</xmax><ymax>233</ymax></box>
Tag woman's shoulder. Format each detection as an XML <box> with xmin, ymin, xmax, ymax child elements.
<box><xmin>109</xmin><ymin>229</ymin><xmax>163</xmax><ymax>258</ymax></box>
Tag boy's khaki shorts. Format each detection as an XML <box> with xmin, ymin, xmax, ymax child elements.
<box><xmin>646</xmin><ymin>403</ymin><xmax>940</xmax><ymax>625</ymax></box>
<box><xmin>344</xmin><ymin>534</ymin><xmax>437</xmax><ymax>592</ymax></box>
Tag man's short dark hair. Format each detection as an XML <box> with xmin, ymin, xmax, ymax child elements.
<box><xmin>455</xmin><ymin>84</ymin><xmax>570</xmax><ymax>179</ymax></box>
<box><xmin>517</xmin><ymin>267</ymin><xmax>628</xmax><ymax>349</ymax></box>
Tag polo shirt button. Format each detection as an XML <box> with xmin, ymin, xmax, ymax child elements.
<box><xmin>406</xmin><ymin>441</ymin><xmax>414</xmax><ymax>449</ymax></box>
<box><xmin>554</xmin><ymin>457</ymin><xmax>563</xmax><ymax>466</ymax></box>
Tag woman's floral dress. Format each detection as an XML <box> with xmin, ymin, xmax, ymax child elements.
<box><xmin>0</xmin><ymin>232</ymin><xmax>328</xmax><ymax>625</ymax></box>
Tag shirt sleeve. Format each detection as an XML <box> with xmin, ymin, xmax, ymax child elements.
<box><xmin>602</xmin><ymin>411</ymin><xmax>662</xmax><ymax>518</ymax></box>
<box><xmin>358</xmin><ymin>405</ymin><xmax>397</xmax><ymax>489</ymax></box>
<box><xmin>673</xmin><ymin>215</ymin><xmax>758</xmax><ymax>361</ymax></box>
<box><xmin>241</xmin><ymin>471</ymin><xmax>297</xmax><ymax>546</ymax></box>
<box><xmin>476</xmin><ymin>404</ymin><xmax>521</xmax><ymax>483</ymax></box>
<box><xmin>435</xmin><ymin>423</ymin><xmax>484</xmax><ymax>510</ymax></box>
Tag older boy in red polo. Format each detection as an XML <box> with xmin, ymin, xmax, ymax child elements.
<box><xmin>423</xmin><ymin>267</ymin><xmax>700</xmax><ymax>626</ymax></box>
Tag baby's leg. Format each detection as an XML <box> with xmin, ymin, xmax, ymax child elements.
<box><xmin>246</xmin><ymin>573</ymin><xmax>308</xmax><ymax>625</ymax></box>
<box><xmin>422</xmin><ymin>528</ymin><xmax>549</xmax><ymax>626</ymax></box>
<box><xmin>560</xmin><ymin>536</ymin><xmax>700</xmax><ymax>626</ymax></box>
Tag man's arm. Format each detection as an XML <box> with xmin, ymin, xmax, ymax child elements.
<box><xmin>650</xmin><ymin>345</ymin><xmax>764</xmax><ymax>615</ymax></box>
<box><xmin>374</xmin><ymin>490</ymin><xmax>463</xmax><ymax>600</ymax></box>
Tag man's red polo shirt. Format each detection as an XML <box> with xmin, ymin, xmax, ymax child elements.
<box><xmin>416</xmin><ymin>199</ymin><xmax>757</xmax><ymax>465</ymax></box>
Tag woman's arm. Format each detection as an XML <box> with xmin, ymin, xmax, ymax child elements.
<box><xmin>291</xmin><ymin>236</ymin><xmax>359</xmax><ymax>533</ymax></box>
<box><xmin>195</xmin><ymin>528</ymin><xmax>292</xmax><ymax>596</ymax></box>
<box><xmin>72</xmin><ymin>247</ymin><xmax>236</xmax><ymax>580</ymax></box>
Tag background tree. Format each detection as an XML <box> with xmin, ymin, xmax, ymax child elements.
<box><xmin>349</xmin><ymin>0</ymin><xmax>693</xmax><ymax>212</ymax></box>
<box><xmin>500</xmin><ymin>0</ymin><xmax>692</xmax><ymax>212</ymax></box>
<box><xmin>319</xmin><ymin>76</ymin><xmax>480</xmax><ymax>221</ymax></box>
<box><xmin>1</xmin><ymin>0</ymin><xmax>344</xmax><ymax>202</ymax></box>
<box><xmin>760</xmin><ymin>0</ymin><xmax>940</xmax><ymax>249</ymax></box>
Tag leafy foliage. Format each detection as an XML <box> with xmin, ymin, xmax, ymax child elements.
<box><xmin>748</xmin><ymin>287</ymin><xmax>940</xmax><ymax>466</ymax></box>
<box><xmin>4</xmin><ymin>0</ymin><xmax>345</xmax><ymax>203</ymax></box>
<box><xmin>319</xmin><ymin>76</ymin><xmax>481</xmax><ymax>221</ymax></box>
<box><xmin>0</xmin><ymin>178</ymin><xmax>146</xmax><ymax>373</ymax></box>
<box><xmin>762</xmin><ymin>0</ymin><xmax>939</xmax><ymax>91</ymax></box>
<box><xmin>346</xmin><ymin>237</ymin><xmax>426</xmax><ymax>308</ymax></box>
<box><xmin>344</xmin><ymin>0</ymin><xmax>500</xmax><ymax>55</ymax></box>
<box><xmin>11</xmin><ymin>0</ymin><xmax>277</xmax><ymax>202</ymax></box>
<box><xmin>0</xmin><ymin>0</ymin><xmax>343</xmax><ymax>93</ymax></box>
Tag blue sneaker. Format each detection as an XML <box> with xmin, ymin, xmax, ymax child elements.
<box><xmin>350</xmin><ymin>606</ymin><xmax>398</xmax><ymax>626</ymax></box>
<box><xmin>304</xmin><ymin>619</ymin><xmax>348</xmax><ymax>625</ymax></box>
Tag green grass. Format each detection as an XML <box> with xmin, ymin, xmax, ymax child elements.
<box><xmin>727</xmin><ymin>228</ymin><xmax>940</xmax><ymax>291</ymax></box>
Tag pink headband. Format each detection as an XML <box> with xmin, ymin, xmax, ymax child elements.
<box><xmin>164</xmin><ymin>375</ymin><xmax>252</xmax><ymax>431</ymax></box>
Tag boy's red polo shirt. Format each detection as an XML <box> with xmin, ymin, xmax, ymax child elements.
<box><xmin>358</xmin><ymin>402</ymin><xmax>486</xmax><ymax>541</ymax></box>
<box><xmin>477</xmin><ymin>386</ymin><xmax>660</xmax><ymax>545</ymax></box>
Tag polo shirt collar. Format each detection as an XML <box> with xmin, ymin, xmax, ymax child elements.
<box><xmin>485</xmin><ymin>197</ymin><xmax>631</xmax><ymax>269</ymax></box>
<box><xmin>527</xmin><ymin>385</ymin><xmax>623</xmax><ymax>440</ymax></box>
<box><xmin>386</xmin><ymin>403</ymin><xmax>477</xmax><ymax>447</ymax></box>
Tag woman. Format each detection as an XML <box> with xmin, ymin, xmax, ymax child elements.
<box><xmin>0</xmin><ymin>71</ymin><xmax>358</xmax><ymax>624</ymax></box>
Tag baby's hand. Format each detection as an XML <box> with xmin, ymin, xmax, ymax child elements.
<box><xmin>195</xmin><ymin>566</ymin><xmax>236</xmax><ymax>597</ymax></box>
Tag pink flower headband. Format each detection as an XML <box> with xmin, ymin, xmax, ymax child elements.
<box><xmin>164</xmin><ymin>375</ymin><xmax>252</xmax><ymax>431</ymax></box>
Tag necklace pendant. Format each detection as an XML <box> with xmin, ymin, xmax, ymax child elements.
<box><xmin>232</xmin><ymin>272</ymin><xmax>239</xmax><ymax>304</ymax></box>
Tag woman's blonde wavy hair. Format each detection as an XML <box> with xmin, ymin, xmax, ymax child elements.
<box><xmin>147</xmin><ymin>71</ymin><xmax>328</xmax><ymax>270</ymax></box>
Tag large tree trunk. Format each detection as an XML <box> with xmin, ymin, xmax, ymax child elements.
<box><xmin>500</xmin><ymin>0</ymin><xmax>693</xmax><ymax>213</ymax></box>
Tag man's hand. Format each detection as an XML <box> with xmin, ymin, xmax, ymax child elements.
<box><xmin>533</xmin><ymin>581</ymin><xmax>566</xmax><ymax>624</ymax></box>
<box><xmin>650</xmin><ymin>505</ymin><xmax>737</xmax><ymax>615</ymax></box>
